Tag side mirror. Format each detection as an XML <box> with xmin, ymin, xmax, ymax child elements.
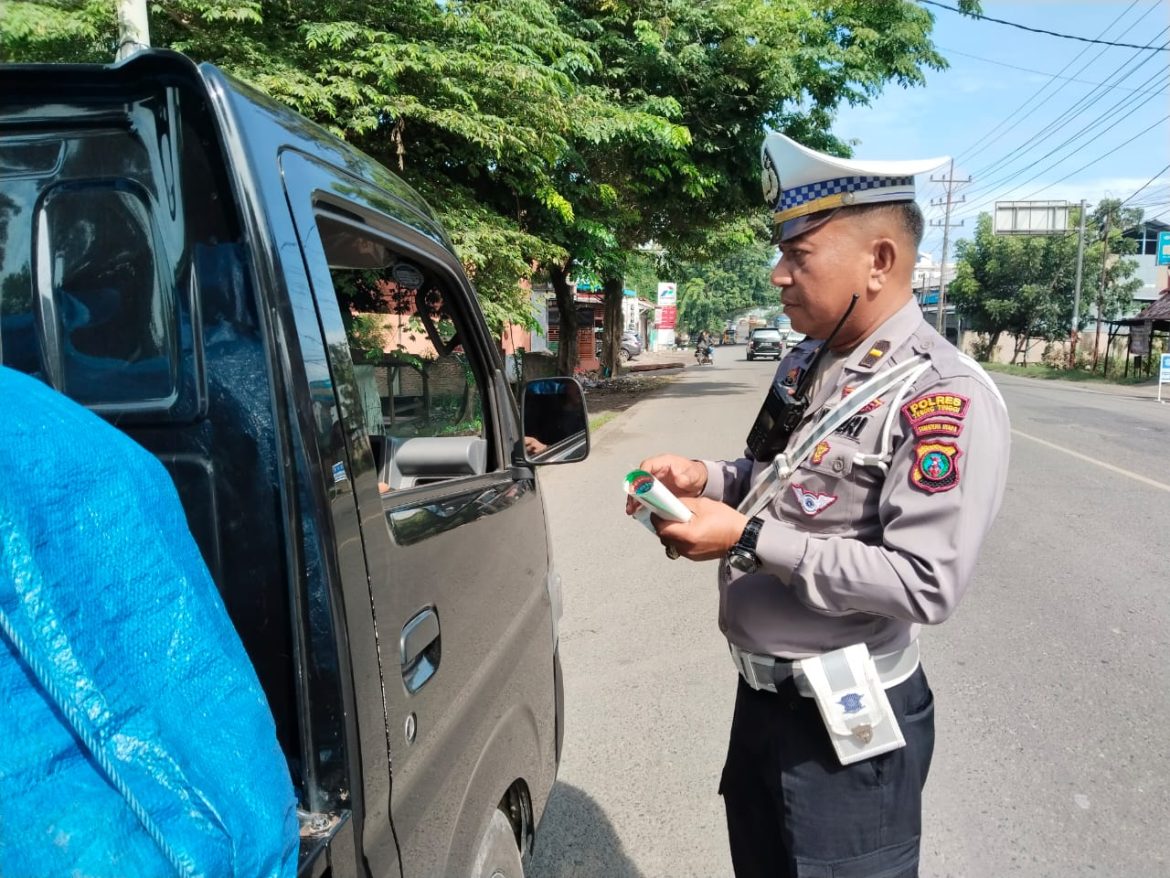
<box><xmin>520</xmin><ymin>377</ymin><xmax>590</xmax><ymax>465</ymax></box>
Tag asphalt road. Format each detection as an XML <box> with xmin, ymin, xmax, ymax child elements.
<box><xmin>529</xmin><ymin>349</ymin><xmax>1170</xmax><ymax>878</ymax></box>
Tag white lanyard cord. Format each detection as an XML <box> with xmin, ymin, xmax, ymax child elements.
<box><xmin>738</xmin><ymin>356</ymin><xmax>930</xmax><ymax>519</ymax></box>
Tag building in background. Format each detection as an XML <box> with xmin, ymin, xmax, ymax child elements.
<box><xmin>1120</xmin><ymin>219</ymin><xmax>1170</xmax><ymax>315</ymax></box>
<box><xmin>912</xmin><ymin>252</ymin><xmax>960</xmax><ymax>344</ymax></box>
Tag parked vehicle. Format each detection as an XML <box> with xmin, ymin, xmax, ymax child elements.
<box><xmin>596</xmin><ymin>330</ymin><xmax>643</xmax><ymax>362</ymax></box>
<box><xmin>0</xmin><ymin>49</ymin><xmax>586</xmax><ymax>878</ymax></box>
<box><xmin>747</xmin><ymin>327</ymin><xmax>785</xmax><ymax>361</ymax></box>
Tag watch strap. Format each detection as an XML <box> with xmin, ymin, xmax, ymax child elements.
<box><xmin>734</xmin><ymin>516</ymin><xmax>764</xmax><ymax>554</ymax></box>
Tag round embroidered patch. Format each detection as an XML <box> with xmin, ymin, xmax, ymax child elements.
<box><xmin>910</xmin><ymin>441</ymin><xmax>961</xmax><ymax>493</ymax></box>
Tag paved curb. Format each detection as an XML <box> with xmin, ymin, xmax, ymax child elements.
<box><xmin>988</xmin><ymin>370</ymin><xmax>1165</xmax><ymax>403</ymax></box>
<box><xmin>586</xmin><ymin>364</ymin><xmax>689</xmax><ymax>446</ymax></box>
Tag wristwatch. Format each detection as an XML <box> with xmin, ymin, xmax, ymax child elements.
<box><xmin>727</xmin><ymin>516</ymin><xmax>765</xmax><ymax>573</ymax></box>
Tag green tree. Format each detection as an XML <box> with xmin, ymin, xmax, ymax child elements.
<box><xmin>5</xmin><ymin>0</ymin><xmax>977</xmax><ymax>374</ymax></box>
<box><xmin>550</xmin><ymin>0</ymin><xmax>959</xmax><ymax>374</ymax></box>
<box><xmin>950</xmin><ymin>203</ymin><xmax>1143</xmax><ymax>363</ymax></box>
<box><xmin>3</xmin><ymin>0</ymin><xmax>626</xmax><ymax>341</ymax></box>
<box><xmin>676</xmin><ymin>236</ymin><xmax>777</xmax><ymax>336</ymax></box>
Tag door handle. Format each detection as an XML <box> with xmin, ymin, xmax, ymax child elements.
<box><xmin>400</xmin><ymin>607</ymin><xmax>440</xmax><ymax>693</ymax></box>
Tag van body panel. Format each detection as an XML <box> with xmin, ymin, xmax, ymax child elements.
<box><xmin>1</xmin><ymin>48</ymin><xmax>573</xmax><ymax>878</ymax></box>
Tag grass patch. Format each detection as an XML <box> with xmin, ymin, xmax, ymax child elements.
<box><xmin>982</xmin><ymin>362</ymin><xmax>1152</xmax><ymax>385</ymax></box>
<box><xmin>589</xmin><ymin>411</ymin><xmax>618</xmax><ymax>432</ymax></box>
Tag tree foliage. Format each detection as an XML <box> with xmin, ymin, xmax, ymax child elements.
<box><xmin>950</xmin><ymin>201</ymin><xmax>1144</xmax><ymax>362</ymax></box>
<box><xmin>3</xmin><ymin>0</ymin><xmax>971</xmax><ymax>364</ymax></box>
<box><xmin>676</xmin><ymin>237</ymin><xmax>777</xmax><ymax>336</ymax></box>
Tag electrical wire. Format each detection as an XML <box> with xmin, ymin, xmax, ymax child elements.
<box><xmin>1120</xmin><ymin>164</ymin><xmax>1170</xmax><ymax>207</ymax></box>
<box><xmin>964</xmin><ymin>32</ymin><xmax>1170</xmax><ymax>186</ymax></box>
<box><xmin>1018</xmin><ymin>115</ymin><xmax>1170</xmax><ymax>201</ymax></box>
<box><xmin>956</xmin><ymin>66</ymin><xmax>1170</xmax><ymax>208</ymax></box>
<box><xmin>950</xmin><ymin>2</ymin><xmax>1161</xmax><ymax>170</ymax></box>
<box><xmin>948</xmin><ymin>46</ymin><xmax>1170</xmax><ymax>221</ymax></box>
<box><xmin>936</xmin><ymin>45</ymin><xmax>1170</xmax><ymax>95</ymax></box>
<box><xmin>917</xmin><ymin>0</ymin><xmax>1170</xmax><ymax>51</ymax></box>
<box><xmin>952</xmin><ymin>111</ymin><xmax>1169</xmax><ymax>222</ymax></box>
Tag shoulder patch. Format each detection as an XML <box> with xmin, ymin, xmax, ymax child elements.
<box><xmin>911</xmin><ymin>418</ymin><xmax>964</xmax><ymax>439</ymax></box>
<box><xmin>910</xmin><ymin>441</ymin><xmax>962</xmax><ymax>494</ymax></box>
<box><xmin>902</xmin><ymin>392</ymin><xmax>970</xmax><ymax>424</ymax></box>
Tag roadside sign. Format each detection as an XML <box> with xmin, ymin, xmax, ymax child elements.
<box><xmin>1131</xmin><ymin>323</ymin><xmax>1151</xmax><ymax>356</ymax></box>
<box><xmin>994</xmin><ymin>200</ymin><xmax>1070</xmax><ymax>236</ymax></box>
<box><xmin>1159</xmin><ymin>353</ymin><xmax>1170</xmax><ymax>404</ymax></box>
<box><xmin>1158</xmin><ymin>231</ymin><xmax>1170</xmax><ymax>266</ymax></box>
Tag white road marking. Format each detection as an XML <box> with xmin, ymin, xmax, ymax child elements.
<box><xmin>1012</xmin><ymin>429</ymin><xmax>1170</xmax><ymax>493</ymax></box>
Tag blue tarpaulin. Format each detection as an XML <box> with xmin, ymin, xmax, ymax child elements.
<box><xmin>0</xmin><ymin>366</ymin><xmax>298</xmax><ymax>877</ymax></box>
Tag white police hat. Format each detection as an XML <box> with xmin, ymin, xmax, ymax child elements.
<box><xmin>761</xmin><ymin>132</ymin><xmax>947</xmax><ymax>242</ymax></box>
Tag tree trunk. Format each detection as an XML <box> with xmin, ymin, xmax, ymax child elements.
<box><xmin>601</xmin><ymin>274</ymin><xmax>625</xmax><ymax>377</ymax></box>
<box><xmin>986</xmin><ymin>331</ymin><xmax>1001</xmax><ymax>362</ymax></box>
<box><xmin>549</xmin><ymin>261</ymin><xmax>578</xmax><ymax>376</ymax></box>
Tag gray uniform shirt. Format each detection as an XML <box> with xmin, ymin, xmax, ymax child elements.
<box><xmin>702</xmin><ymin>299</ymin><xmax>1011</xmax><ymax>658</ymax></box>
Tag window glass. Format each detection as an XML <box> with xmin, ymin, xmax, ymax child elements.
<box><xmin>315</xmin><ymin>213</ymin><xmax>484</xmax><ymax>446</ymax></box>
<box><xmin>38</xmin><ymin>185</ymin><xmax>177</xmax><ymax>407</ymax></box>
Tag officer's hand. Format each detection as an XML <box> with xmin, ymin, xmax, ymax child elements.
<box><xmin>655</xmin><ymin>497</ymin><xmax>747</xmax><ymax>562</ymax></box>
<box><xmin>624</xmin><ymin>454</ymin><xmax>708</xmax><ymax>516</ymax></box>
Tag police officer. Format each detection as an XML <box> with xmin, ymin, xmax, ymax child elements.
<box><xmin>633</xmin><ymin>133</ymin><xmax>1011</xmax><ymax>877</ymax></box>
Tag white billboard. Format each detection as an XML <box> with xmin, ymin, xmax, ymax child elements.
<box><xmin>994</xmin><ymin>201</ymin><xmax>1070</xmax><ymax>236</ymax></box>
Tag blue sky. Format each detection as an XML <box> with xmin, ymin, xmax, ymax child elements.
<box><xmin>833</xmin><ymin>0</ymin><xmax>1170</xmax><ymax>260</ymax></box>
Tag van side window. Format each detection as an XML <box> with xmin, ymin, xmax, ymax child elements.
<box><xmin>314</xmin><ymin>211</ymin><xmax>491</xmax><ymax>490</ymax></box>
<box><xmin>36</xmin><ymin>185</ymin><xmax>178</xmax><ymax>408</ymax></box>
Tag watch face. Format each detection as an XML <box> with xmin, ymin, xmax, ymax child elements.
<box><xmin>728</xmin><ymin>550</ymin><xmax>758</xmax><ymax>574</ymax></box>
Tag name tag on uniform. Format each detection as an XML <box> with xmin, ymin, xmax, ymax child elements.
<box><xmin>797</xmin><ymin>644</ymin><xmax>906</xmax><ymax>765</ymax></box>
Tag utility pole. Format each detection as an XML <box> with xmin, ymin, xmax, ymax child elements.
<box><xmin>1069</xmin><ymin>200</ymin><xmax>1088</xmax><ymax>369</ymax></box>
<box><xmin>116</xmin><ymin>0</ymin><xmax>150</xmax><ymax>61</ymax></box>
<box><xmin>929</xmin><ymin>159</ymin><xmax>971</xmax><ymax>337</ymax></box>
<box><xmin>1092</xmin><ymin>211</ymin><xmax>1112</xmax><ymax>373</ymax></box>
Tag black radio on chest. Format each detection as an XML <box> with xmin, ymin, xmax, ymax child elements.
<box><xmin>746</xmin><ymin>383</ymin><xmax>810</xmax><ymax>460</ymax></box>
<box><xmin>744</xmin><ymin>294</ymin><xmax>858</xmax><ymax>461</ymax></box>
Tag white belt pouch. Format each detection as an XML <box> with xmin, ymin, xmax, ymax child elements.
<box><xmin>797</xmin><ymin>643</ymin><xmax>906</xmax><ymax>765</ymax></box>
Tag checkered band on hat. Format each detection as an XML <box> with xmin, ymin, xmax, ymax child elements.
<box><xmin>780</xmin><ymin>175</ymin><xmax>914</xmax><ymax>212</ymax></box>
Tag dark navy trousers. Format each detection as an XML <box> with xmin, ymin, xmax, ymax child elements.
<box><xmin>720</xmin><ymin>666</ymin><xmax>935</xmax><ymax>878</ymax></box>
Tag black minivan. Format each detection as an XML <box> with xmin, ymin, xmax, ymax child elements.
<box><xmin>0</xmin><ymin>50</ymin><xmax>587</xmax><ymax>877</ymax></box>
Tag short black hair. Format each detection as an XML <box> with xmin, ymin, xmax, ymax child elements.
<box><xmin>845</xmin><ymin>201</ymin><xmax>925</xmax><ymax>248</ymax></box>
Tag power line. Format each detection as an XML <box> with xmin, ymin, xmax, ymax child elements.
<box><xmin>956</xmin><ymin>67</ymin><xmax>1170</xmax><ymax>209</ymax></box>
<box><xmin>917</xmin><ymin>0</ymin><xmax>1170</xmax><ymax>51</ymax></box>
<box><xmin>951</xmin><ymin>112</ymin><xmax>1169</xmax><ymax>224</ymax></box>
<box><xmin>948</xmin><ymin>51</ymin><xmax>1170</xmax><ymax>220</ymax></box>
<box><xmin>952</xmin><ymin>1</ymin><xmax>1157</xmax><ymax>167</ymax></box>
<box><xmin>1120</xmin><ymin>164</ymin><xmax>1170</xmax><ymax>207</ymax></box>
<box><xmin>964</xmin><ymin>33</ymin><xmax>1170</xmax><ymax>185</ymax></box>
<box><xmin>936</xmin><ymin>45</ymin><xmax>1170</xmax><ymax>95</ymax></box>
<box><xmin>1019</xmin><ymin>115</ymin><xmax>1170</xmax><ymax>200</ymax></box>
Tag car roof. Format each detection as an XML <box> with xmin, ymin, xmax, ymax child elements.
<box><xmin>1</xmin><ymin>49</ymin><xmax>453</xmax><ymax>253</ymax></box>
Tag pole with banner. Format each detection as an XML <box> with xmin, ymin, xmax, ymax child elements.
<box><xmin>1159</xmin><ymin>352</ymin><xmax>1170</xmax><ymax>404</ymax></box>
<box><xmin>655</xmin><ymin>282</ymin><xmax>678</xmax><ymax>350</ymax></box>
